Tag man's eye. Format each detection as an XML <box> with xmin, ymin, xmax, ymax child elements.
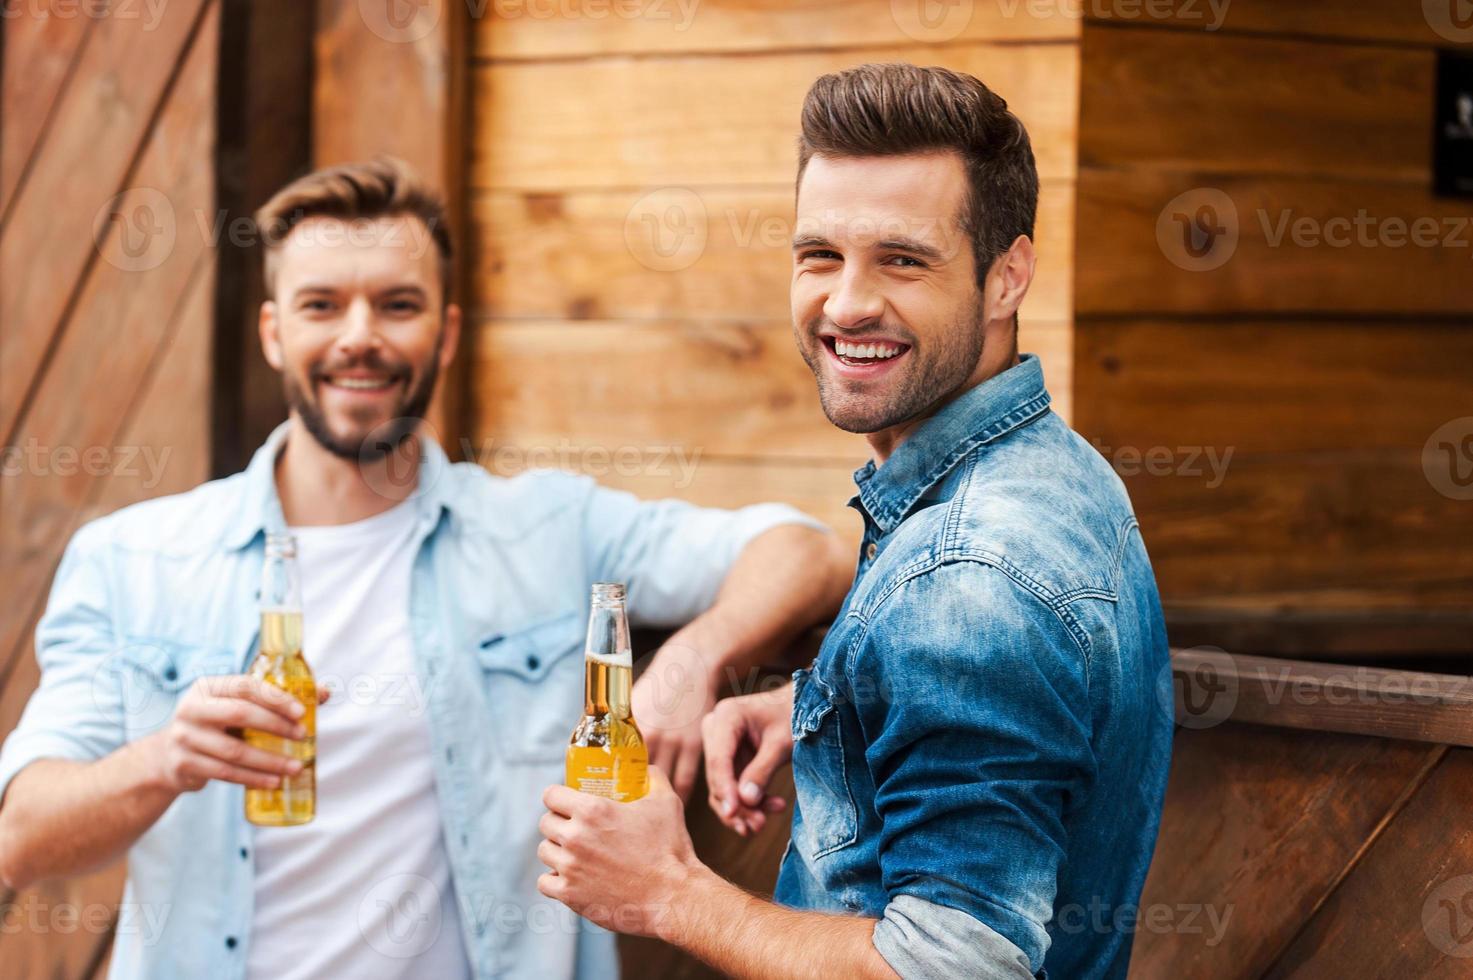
<box><xmin>383</xmin><ymin>300</ymin><xmax>423</xmax><ymax>314</ymax></box>
<box><xmin>799</xmin><ymin>250</ymin><xmax>841</xmax><ymax>262</ymax></box>
<box><xmin>301</xmin><ymin>299</ymin><xmax>335</xmax><ymax>312</ymax></box>
<box><xmin>884</xmin><ymin>255</ymin><xmax>925</xmax><ymax>268</ymax></box>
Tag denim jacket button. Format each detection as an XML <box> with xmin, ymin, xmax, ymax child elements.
<box><xmin>865</xmin><ymin>542</ymin><xmax>878</xmax><ymax>561</ymax></box>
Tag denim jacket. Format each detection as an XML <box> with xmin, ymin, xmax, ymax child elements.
<box><xmin>774</xmin><ymin>355</ymin><xmax>1173</xmax><ymax>979</ymax></box>
<box><xmin>0</xmin><ymin>423</ymin><xmax>820</xmax><ymax>980</ymax></box>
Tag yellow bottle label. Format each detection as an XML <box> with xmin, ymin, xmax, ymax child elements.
<box><xmin>566</xmin><ymin>745</ymin><xmax>648</xmax><ymax>802</ymax></box>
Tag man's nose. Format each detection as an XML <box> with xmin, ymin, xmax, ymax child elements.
<box><xmin>334</xmin><ymin>297</ymin><xmax>380</xmax><ymax>354</ymax></box>
<box><xmin>822</xmin><ymin>269</ymin><xmax>885</xmax><ymax>329</ymax></box>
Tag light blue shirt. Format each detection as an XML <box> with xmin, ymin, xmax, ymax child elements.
<box><xmin>0</xmin><ymin>422</ymin><xmax>823</xmax><ymax>980</ymax></box>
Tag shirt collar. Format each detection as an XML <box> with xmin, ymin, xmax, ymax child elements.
<box><xmin>223</xmin><ymin>420</ymin><xmax>457</xmax><ymax>551</ymax></box>
<box><xmin>852</xmin><ymin>353</ymin><xmax>1052</xmax><ymax>534</ymax></box>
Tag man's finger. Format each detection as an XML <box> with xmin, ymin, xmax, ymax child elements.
<box><xmin>737</xmin><ymin>735</ymin><xmax>789</xmax><ymax>807</ymax></box>
<box><xmin>701</xmin><ymin>711</ymin><xmax>740</xmax><ymax>819</ymax></box>
<box><xmin>538</xmin><ymin>810</ymin><xmax>573</xmax><ymax>845</ymax></box>
<box><xmin>672</xmin><ymin>741</ymin><xmax>700</xmax><ymax>803</ymax></box>
<box><xmin>178</xmin><ymin>725</ymin><xmax>305</xmax><ymax>776</ymax></box>
<box><xmin>537</xmin><ymin>872</ymin><xmax>568</xmax><ymax>904</ymax></box>
<box><xmin>543</xmin><ymin>782</ymin><xmax>597</xmax><ymax>817</ymax></box>
<box><xmin>537</xmin><ymin>838</ymin><xmax>570</xmax><ymax>873</ymax></box>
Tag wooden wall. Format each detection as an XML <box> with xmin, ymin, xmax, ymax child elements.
<box><xmin>467</xmin><ymin>1</ymin><xmax>1082</xmax><ymax>546</ymax></box>
<box><xmin>1073</xmin><ymin>5</ymin><xmax>1473</xmax><ymax>652</ymax></box>
<box><xmin>0</xmin><ymin>1</ymin><xmax>220</xmax><ymax>974</ymax></box>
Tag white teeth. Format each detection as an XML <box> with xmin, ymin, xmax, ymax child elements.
<box><xmin>834</xmin><ymin>339</ymin><xmax>902</xmax><ymax>360</ymax></box>
<box><xmin>332</xmin><ymin>376</ymin><xmax>391</xmax><ymax>390</ymax></box>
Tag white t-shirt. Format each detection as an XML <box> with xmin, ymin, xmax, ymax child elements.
<box><xmin>246</xmin><ymin>502</ymin><xmax>472</xmax><ymax>980</ymax></box>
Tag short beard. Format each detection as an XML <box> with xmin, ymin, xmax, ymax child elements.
<box><xmin>798</xmin><ymin>298</ymin><xmax>984</xmax><ymax>435</ymax></box>
<box><xmin>283</xmin><ymin>345</ymin><xmax>440</xmax><ymax>461</ymax></box>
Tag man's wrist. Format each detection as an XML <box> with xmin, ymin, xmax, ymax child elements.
<box><xmin>653</xmin><ymin>859</ymin><xmax>731</xmax><ymax>948</ymax></box>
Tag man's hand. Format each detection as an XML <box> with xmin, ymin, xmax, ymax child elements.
<box><xmin>701</xmin><ymin>683</ymin><xmax>794</xmax><ymax>837</ymax></box>
<box><xmin>537</xmin><ymin>767</ymin><xmax>704</xmax><ymax>940</ymax></box>
<box><xmin>147</xmin><ymin>675</ymin><xmax>330</xmax><ymax>794</ymax></box>
<box><xmin>632</xmin><ymin>642</ymin><xmax>718</xmax><ymax>803</ymax></box>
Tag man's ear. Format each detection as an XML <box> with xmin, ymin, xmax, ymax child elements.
<box><xmin>985</xmin><ymin>235</ymin><xmax>1037</xmax><ymax>325</ymax></box>
<box><xmin>259</xmin><ymin>300</ymin><xmax>284</xmax><ymax>371</ymax></box>
<box><xmin>439</xmin><ymin>302</ymin><xmax>463</xmax><ymax>371</ymax></box>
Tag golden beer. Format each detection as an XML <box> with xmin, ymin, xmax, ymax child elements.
<box><xmin>566</xmin><ymin>583</ymin><xmax>648</xmax><ymax>802</ymax></box>
<box><xmin>244</xmin><ymin>534</ymin><xmax>317</xmax><ymax>825</ymax></box>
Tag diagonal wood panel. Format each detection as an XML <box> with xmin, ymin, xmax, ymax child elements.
<box><xmin>0</xmin><ymin>0</ymin><xmax>209</xmax><ymax>447</ymax></box>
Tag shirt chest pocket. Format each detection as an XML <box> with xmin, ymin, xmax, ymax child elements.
<box><xmin>113</xmin><ymin>638</ymin><xmax>243</xmax><ymax>738</ymax></box>
<box><xmin>476</xmin><ymin>612</ymin><xmax>584</xmax><ymax>764</ymax></box>
<box><xmin>790</xmin><ymin>667</ymin><xmax>859</xmax><ymax>860</ymax></box>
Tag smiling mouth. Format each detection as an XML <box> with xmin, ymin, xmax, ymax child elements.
<box><xmin>317</xmin><ymin>372</ymin><xmax>403</xmax><ymax>394</ymax></box>
<box><xmin>823</xmin><ymin>336</ymin><xmax>911</xmax><ymax>367</ymax></box>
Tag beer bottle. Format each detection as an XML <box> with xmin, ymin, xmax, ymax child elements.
<box><xmin>244</xmin><ymin>532</ymin><xmax>317</xmax><ymax>825</ymax></box>
<box><xmin>566</xmin><ymin>583</ymin><xmax>649</xmax><ymax>801</ymax></box>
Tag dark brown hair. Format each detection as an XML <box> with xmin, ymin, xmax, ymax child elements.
<box><xmin>253</xmin><ymin>156</ymin><xmax>453</xmax><ymax>302</ymax></box>
<box><xmin>797</xmin><ymin>63</ymin><xmax>1038</xmax><ymax>286</ymax></box>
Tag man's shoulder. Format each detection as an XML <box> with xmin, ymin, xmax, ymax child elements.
<box><xmin>874</xmin><ymin>412</ymin><xmax>1142</xmax><ymax>606</ymax></box>
<box><xmin>439</xmin><ymin>462</ymin><xmax>595</xmax><ymax>539</ymax></box>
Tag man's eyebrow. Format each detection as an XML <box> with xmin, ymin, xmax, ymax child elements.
<box><xmin>876</xmin><ymin>237</ymin><xmax>944</xmax><ymax>260</ymax></box>
<box><xmin>792</xmin><ymin>235</ymin><xmax>833</xmax><ymax>250</ymax></box>
<box><xmin>380</xmin><ymin>284</ymin><xmax>429</xmax><ymax>299</ymax></box>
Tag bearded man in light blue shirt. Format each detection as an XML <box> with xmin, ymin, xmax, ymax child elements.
<box><xmin>0</xmin><ymin>157</ymin><xmax>851</xmax><ymax>980</ymax></box>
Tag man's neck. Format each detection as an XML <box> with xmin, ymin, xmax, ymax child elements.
<box><xmin>274</xmin><ymin>417</ymin><xmax>419</xmax><ymax>527</ymax></box>
<box><xmin>866</xmin><ymin>349</ymin><xmax>1021</xmax><ymax>466</ymax></box>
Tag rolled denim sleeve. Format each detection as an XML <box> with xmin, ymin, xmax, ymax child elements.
<box><xmin>578</xmin><ymin>479</ymin><xmax>828</xmax><ymax>629</ymax></box>
<box><xmin>0</xmin><ymin>521</ymin><xmax>125</xmax><ymax>804</ymax></box>
<box><xmin>851</xmin><ymin>560</ymin><xmax>1096</xmax><ymax>975</ymax></box>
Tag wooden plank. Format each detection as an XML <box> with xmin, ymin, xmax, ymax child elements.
<box><xmin>471</xmin><ymin>41</ymin><xmax>1080</xmax><ymax>188</ymax></box>
<box><xmin>468</xmin><ymin>181</ymin><xmax>1075</xmax><ymax>323</ymax></box>
<box><xmin>1073</xmin><ymin>319</ymin><xmax>1473</xmax><ymax>455</ymax></box>
<box><xmin>1079</xmin><ymin>26</ymin><xmax>1429</xmax><ymax>182</ymax></box>
<box><xmin>1074</xmin><ymin>170</ymin><xmax>1473</xmax><ymax>316</ymax></box>
<box><xmin>476</xmin><ymin>0</ymin><xmax>1080</xmax><ymax>60</ymax></box>
<box><xmin>1264</xmin><ymin>747</ymin><xmax>1473</xmax><ymax>978</ymax></box>
<box><xmin>480</xmin><ymin>448</ymin><xmax>866</xmax><ymax>547</ymax></box>
<box><xmin>1124</xmin><ymin>452</ymin><xmax>1473</xmax><ymax>603</ymax></box>
<box><xmin>0</xmin><ymin>0</ymin><xmax>218</xmax><ymax>715</ymax></box>
<box><xmin>472</xmin><ymin>317</ymin><xmax>1072</xmax><ymax>460</ymax></box>
<box><xmin>314</xmin><ymin>0</ymin><xmax>472</xmax><ymax>455</ymax></box>
<box><xmin>1082</xmin><ymin>1</ymin><xmax>1450</xmax><ymax>47</ymax></box>
<box><xmin>1169</xmin><ymin>649</ymin><xmax>1473</xmax><ymax>746</ymax></box>
<box><xmin>0</xmin><ymin>0</ymin><xmax>210</xmax><ymax>446</ymax></box>
<box><xmin>1131</xmin><ymin>726</ymin><xmax>1439</xmax><ymax>977</ymax></box>
<box><xmin>1165</xmin><ymin>600</ymin><xmax>1473</xmax><ymax>661</ymax></box>
<box><xmin>0</xmin><ymin>1</ymin><xmax>92</xmax><ymax>219</ymax></box>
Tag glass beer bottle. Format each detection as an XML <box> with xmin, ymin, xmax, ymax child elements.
<box><xmin>566</xmin><ymin>583</ymin><xmax>649</xmax><ymax>802</ymax></box>
<box><xmin>243</xmin><ymin>532</ymin><xmax>317</xmax><ymax>826</ymax></box>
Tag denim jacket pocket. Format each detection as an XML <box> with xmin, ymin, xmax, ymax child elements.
<box><xmin>476</xmin><ymin>611</ymin><xmax>584</xmax><ymax>763</ymax></box>
<box><xmin>113</xmin><ymin>638</ymin><xmax>241</xmax><ymax>737</ymax></box>
<box><xmin>789</xmin><ymin>667</ymin><xmax>859</xmax><ymax>860</ymax></box>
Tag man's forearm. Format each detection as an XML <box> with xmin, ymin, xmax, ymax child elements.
<box><xmin>658</xmin><ymin>863</ymin><xmax>898</xmax><ymax>980</ymax></box>
<box><xmin>0</xmin><ymin>735</ymin><xmax>177</xmax><ymax>890</ymax></box>
<box><xmin>671</xmin><ymin>524</ymin><xmax>852</xmax><ymax>683</ymax></box>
